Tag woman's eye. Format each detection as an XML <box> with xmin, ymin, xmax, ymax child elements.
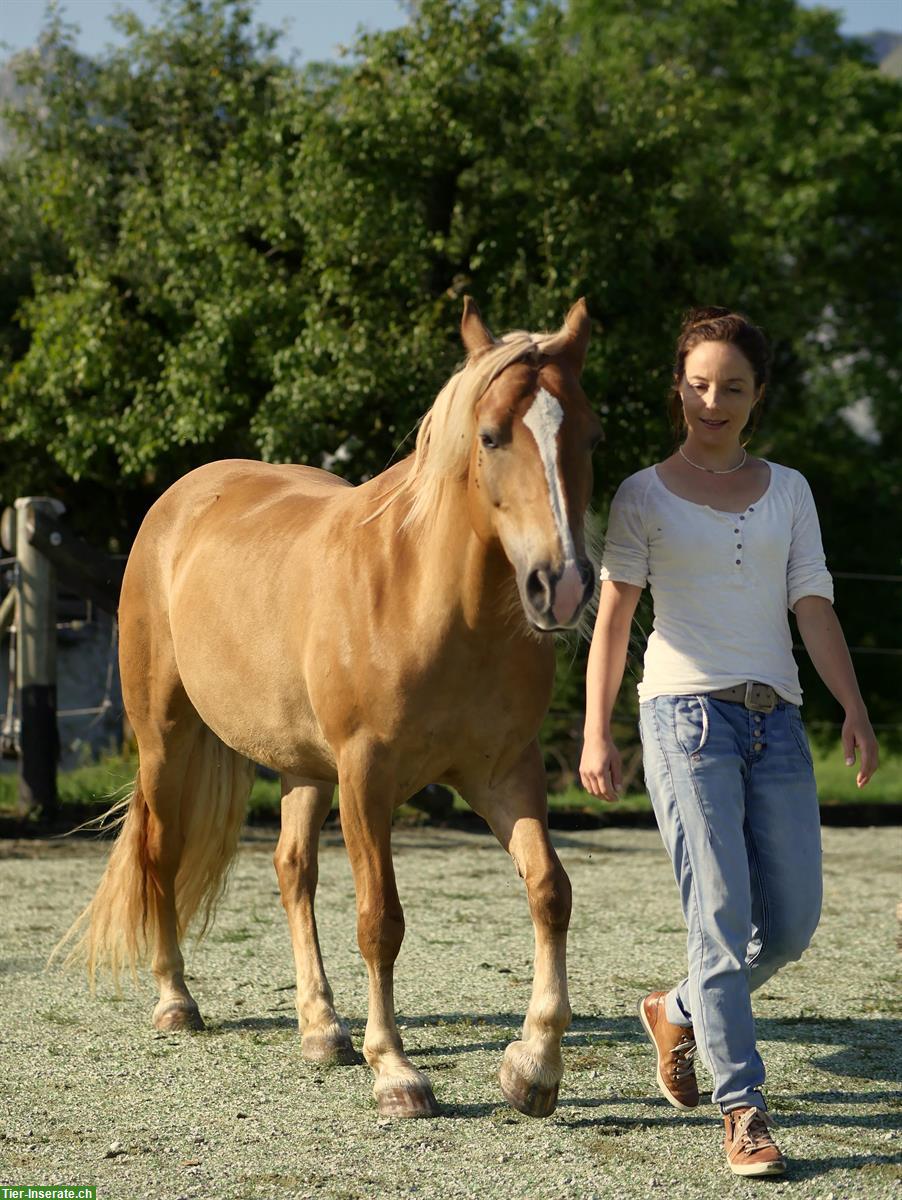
<box><xmin>480</xmin><ymin>432</ymin><xmax>498</xmax><ymax>450</ymax></box>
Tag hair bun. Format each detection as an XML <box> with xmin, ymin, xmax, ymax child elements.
<box><xmin>681</xmin><ymin>305</ymin><xmax>733</xmax><ymax>332</ymax></box>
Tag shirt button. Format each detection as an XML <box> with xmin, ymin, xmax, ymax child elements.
<box><xmin>734</xmin><ymin>528</ymin><xmax>740</xmax><ymax>534</ymax></box>
<box><xmin>736</xmin><ymin>559</ymin><xmax>742</xmax><ymax>565</ymax></box>
<box><xmin>754</xmin><ymin>742</ymin><xmax>763</xmax><ymax>751</ymax></box>
<box><xmin>740</xmin><ymin>515</ymin><xmax>746</xmax><ymax>521</ymax></box>
<box><xmin>736</xmin><ymin>543</ymin><xmax>742</xmax><ymax>549</ymax></box>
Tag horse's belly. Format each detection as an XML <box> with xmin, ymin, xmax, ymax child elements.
<box><xmin>169</xmin><ymin>601</ymin><xmax>337</xmax><ymax>780</ymax></box>
<box><xmin>183</xmin><ymin>669</ymin><xmax>336</xmax><ymax>777</ymax></box>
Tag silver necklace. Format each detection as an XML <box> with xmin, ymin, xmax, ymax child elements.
<box><xmin>679</xmin><ymin>445</ymin><xmax>747</xmax><ymax>475</ymax></box>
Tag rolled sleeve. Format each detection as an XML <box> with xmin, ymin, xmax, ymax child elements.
<box><xmin>787</xmin><ymin>476</ymin><xmax>834</xmax><ymax>610</ymax></box>
<box><xmin>599</xmin><ymin>480</ymin><xmax>649</xmax><ymax>587</ymax></box>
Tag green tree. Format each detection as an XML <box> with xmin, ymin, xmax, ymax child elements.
<box><xmin>1</xmin><ymin>0</ymin><xmax>295</xmax><ymax>535</ymax></box>
<box><xmin>1</xmin><ymin>0</ymin><xmax>900</xmax><ymax>744</ymax></box>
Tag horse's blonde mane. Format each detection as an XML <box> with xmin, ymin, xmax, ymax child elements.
<box><xmin>368</xmin><ymin>321</ymin><xmax>577</xmax><ymax>532</ymax></box>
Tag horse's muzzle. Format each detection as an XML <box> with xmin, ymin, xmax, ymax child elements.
<box><xmin>524</xmin><ymin>557</ymin><xmax>595</xmax><ymax>630</ymax></box>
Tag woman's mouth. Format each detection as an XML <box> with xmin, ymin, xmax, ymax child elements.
<box><xmin>700</xmin><ymin>418</ymin><xmax>728</xmax><ymax>429</ymax></box>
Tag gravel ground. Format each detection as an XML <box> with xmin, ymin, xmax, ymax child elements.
<box><xmin>1</xmin><ymin>823</ymin><xmax>900</xmax><ymax>1200</ymax></box>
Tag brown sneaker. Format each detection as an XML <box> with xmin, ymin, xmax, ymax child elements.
<box><xmin>724</xmin><ymin>1107</ymin><xmax>787</xmax><ymax>1176</ymax></box>
<box><xmin>638</xmin><ymin>990</ymin><xmax>699</xmax><ymax>1110</ymax></box>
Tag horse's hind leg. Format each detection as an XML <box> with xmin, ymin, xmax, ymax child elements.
<box><xmin>140</xmin><ymin>720</ymin><xmax>207</xmax><ymax>1032</ymax></box>
<box><xmin>466</xmin><ymin>741</ymin><xmax>572</xmax><ymax>1118</ymax></box>
<box><xmin>274</xmin><ymin>775</ymin><xmax>359</xmax><ymax>1064</ymax></box>
<box><xmin>119</xmin><ymin>589</ymin><xmax>252</xmax><ymax>1032</ymax></box>
<box><xmin>136</xmin><ymin>712</ymin><xmax>253</xmax><ymax>1031</ymax></box>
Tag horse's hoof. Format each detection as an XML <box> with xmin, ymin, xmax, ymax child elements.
<box><xmin>152</xmin><ymin>1000</ymin><xmax>205</xmax><ymax>1032</ymax></box>
<box><xmin>301</xmin><ymin>1030</ymin><xmax>363</xmax><ymax>1066</ymax></box>
<box><xmin>499</xmin><ymin>1060</ymin><xmax>559</xmax><ymax>1118</ymax></box>
<box><xmin>375</xmin><ymin>1081</ymin><xmax>440</xmax><ymax>1119</ymax></box>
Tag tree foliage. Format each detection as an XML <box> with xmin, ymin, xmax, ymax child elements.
<box><xmin>1</xmin><ymin>0</ymin><xmax>900</xmax><ymax>742</ymax></box>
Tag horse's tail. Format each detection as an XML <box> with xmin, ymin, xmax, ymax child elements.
<box><xmin>49</xmin><ymin>776</ymin><xmax>153</xmax><ymax>988</ymax></box>
<box><xmin>52</xmin><ymin>728</ymin><xmax>255</xmax><ymax>988</ymax></box>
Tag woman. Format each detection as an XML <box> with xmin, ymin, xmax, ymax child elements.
<box><xmin>580</xmin><ymin>307</ymin><xmax>878</xmax><ymax>1177</ymax></box>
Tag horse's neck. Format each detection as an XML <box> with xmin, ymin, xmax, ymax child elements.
<box><xmin>458</xmin><ymin>527</ymin><xmax>521</xmax><ymax>632</ymax></box>
<box><xmin>403</xmin><ymin>482</ymin><xmax>525</xmax><ymax>638</ymax></box>
<box><xmin>345</xmin><ymin>464</ymin><xmax>534</xmax><ymax>643</ymax></box>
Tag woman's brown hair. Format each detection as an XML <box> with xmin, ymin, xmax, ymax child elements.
<box><xmin>669</xmin><ymin>306</ymin><xmax>771</xmax><ymax>441</ymax></box>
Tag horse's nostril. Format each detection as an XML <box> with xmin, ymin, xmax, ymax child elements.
<box><xmin>526</xmin><ymin>566</ymin><xmax>553</xmax><ymax>614</ymax></box>
<box><xmin>578</xmin><ymin>558</ymin><xmax>595</xmax><ymax>590</ymax></box>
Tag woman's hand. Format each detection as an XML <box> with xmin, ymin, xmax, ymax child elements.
<box><xmin>842</xmin><ymin>710</ymin><xmax>879</xmax><ymax>788</ymax></box>
<box><xmin>579</xmin><ymin>733</ymin><xmax>623</xmax><ymax>803</ymax></box>
<box><xmin>794</xmin><ymin>596</ymin><xmax>878</xmax><ymax>789</ymax></box>
<box><xmin>581</xmin><ymin>581</ymin><xmax>642</xmax><ymax>804</ymax></box>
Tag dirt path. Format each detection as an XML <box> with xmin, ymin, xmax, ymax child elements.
<box><xmin>1</xmin><ymin>824</ymin><xmax>899</xmax><ymax>1199</ymax></box>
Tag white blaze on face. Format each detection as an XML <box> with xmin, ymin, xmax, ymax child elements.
<box><xmin>522</xmin><ymin>386</ymin><xmax>583</xmax><ymax>624</ymax></box>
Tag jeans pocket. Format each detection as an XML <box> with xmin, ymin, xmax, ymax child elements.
<box><xmin>672</xmin><ymin>696</ymin><xmax>710</xmax><ymax>758</ymax></box>
<box><xmin>788</xmin><ymin>709</ymin><xmax>814</xmax><ymax>767</ymax></box>
<box><xmin>638</xmin><ymin>701</ymin><xmax>653</xmax><ymax>747</ymax></box>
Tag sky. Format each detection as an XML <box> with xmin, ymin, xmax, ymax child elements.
<box><xmin>1</xmin><ymin>0</ymin><xmax>900</xmax><ymax>63</ymax></box>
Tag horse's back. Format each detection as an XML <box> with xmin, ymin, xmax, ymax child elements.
<box><xmin>128</xmin><ymin>459</ymin><xmax>349</xmax><ymax>577</ymax></box>
<box><xmin>212</xmin><ymin>459</ymin><xmax>354</xmax><ymax>496</ymax></box>
<box><xmin>161</xmin><ymin>458</ymin><xmax>352</xmax><ymax>523</ymax></box>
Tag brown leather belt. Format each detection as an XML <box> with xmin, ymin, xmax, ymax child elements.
<box><xmin>707</xmin><ymin>682</ymin><xmax>778</xmax><ymax>713</ymax></box>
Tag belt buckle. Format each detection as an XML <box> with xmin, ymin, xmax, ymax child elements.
<box><xmin>744</xmin><ymin>682</ymin><xmax>775</xmax><ymax>713</ymax></box>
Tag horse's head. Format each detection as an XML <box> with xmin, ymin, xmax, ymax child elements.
<box><xmin>463</xmin><ymin>299</ymin><xmax>601</xmax><ymax>632</ymax></box>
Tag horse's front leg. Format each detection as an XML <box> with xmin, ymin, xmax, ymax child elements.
<box><xmin>467</xmin><ymin>741</ymin><xmax>572</xmax><ymax>1117</ymax></box>
<box><xmin>338</xmin><ymin>744</ymin><xmax>439</xmax><ymax>1119</ymax></box>
<box><xmin>274</xmin><ymin>775</ymin><xmax>359</xmax><ymax>1064</ymax></box>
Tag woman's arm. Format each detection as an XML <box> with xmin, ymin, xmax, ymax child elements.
<box><xmin>580</xmin><ymin>580</ymin><xmax>643</xmax><ymax>802</ymax></box>
<box><xmin>794</xmin><ymin>595</ymin><xmax>879</xmax><ymax>787</ymax></box>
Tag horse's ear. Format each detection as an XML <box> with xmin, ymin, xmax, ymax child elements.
<box><xmin>560</xmin><ymin>297</ymin><xmax>592</xmax><ymax>375</ymax></box>
<box><xmin>461</xmin><ymin>296</ymin><xmax>495</xmax><ymax>355</ymax></box>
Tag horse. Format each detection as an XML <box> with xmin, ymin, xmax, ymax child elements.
<box><xmin>57</xmin><ymin>297</ymin><xmax>601</xmax><ymax>1120</ymax></box>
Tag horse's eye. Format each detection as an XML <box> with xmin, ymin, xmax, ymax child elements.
<box><xmin>479</xmin><ymin>432</ymin><xmax>499</xmax><ymax>450</ymax></box>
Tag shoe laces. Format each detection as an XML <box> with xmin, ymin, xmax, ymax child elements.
<box><xmin>730</xmin><ymin>1108</ymin><xmax>778</xmax><ymax>1156</ymax></box>
<box><xmin>670</xmin><ymin>1035</ymin><xmax>696</xmax><ymax>1080</ymax></box>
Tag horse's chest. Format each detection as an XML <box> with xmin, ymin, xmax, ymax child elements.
<box><xmin>386</xmin><ymin>647</ymin><xmax>553</xmax><ymax>781</ymax></box>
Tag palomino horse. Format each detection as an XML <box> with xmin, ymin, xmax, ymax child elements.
<box><xmin>58</xmin><ymin>298</ymin><xmax>600</xmax><ymax>1119</ymax></box>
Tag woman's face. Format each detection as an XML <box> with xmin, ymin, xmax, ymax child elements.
<box><xmin>679</xmin><ymin>340</ymin><xmax>760</xmax><ymax>446</ymax></box>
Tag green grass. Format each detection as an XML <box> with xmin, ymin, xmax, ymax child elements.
<box><xmin>0</xmin><ymin>742</ymin><xmax>898</xmax><ymax>822</ymax></box>
<box><xmin>805</xmin><ymin>743</ymin><xmax>901</xmax><ymax>804</ymax></box>
<box><xmin>0</xmin><ymin>754</ymin><xmax>288</xmax><ymax>821</ymax></box>
<box><xmin>549</xmin><ymin>742</ymin><xmax>901</xmax><ymax>814</ymax></box>
<box><xmin>0</xmin><ymin>753</ymin><xmax>137</xmax><ymax>816</ymax></box>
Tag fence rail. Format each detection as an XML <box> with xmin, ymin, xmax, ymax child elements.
<box><xmin>0</xmin><ymin>498</ymin><xmax>123</xmax><ymax>819</ymax></box>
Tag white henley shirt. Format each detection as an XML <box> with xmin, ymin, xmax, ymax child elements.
<box><xmin>599</xmin><ymin>461</ymin><xmax>834</xmax><ymax>706</ymax></box>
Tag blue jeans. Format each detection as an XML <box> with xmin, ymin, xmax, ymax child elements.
<box><xmin>639</xmin><ymin>694</ymin><xmax>822</xmax><ymax>1111</ymax></box>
